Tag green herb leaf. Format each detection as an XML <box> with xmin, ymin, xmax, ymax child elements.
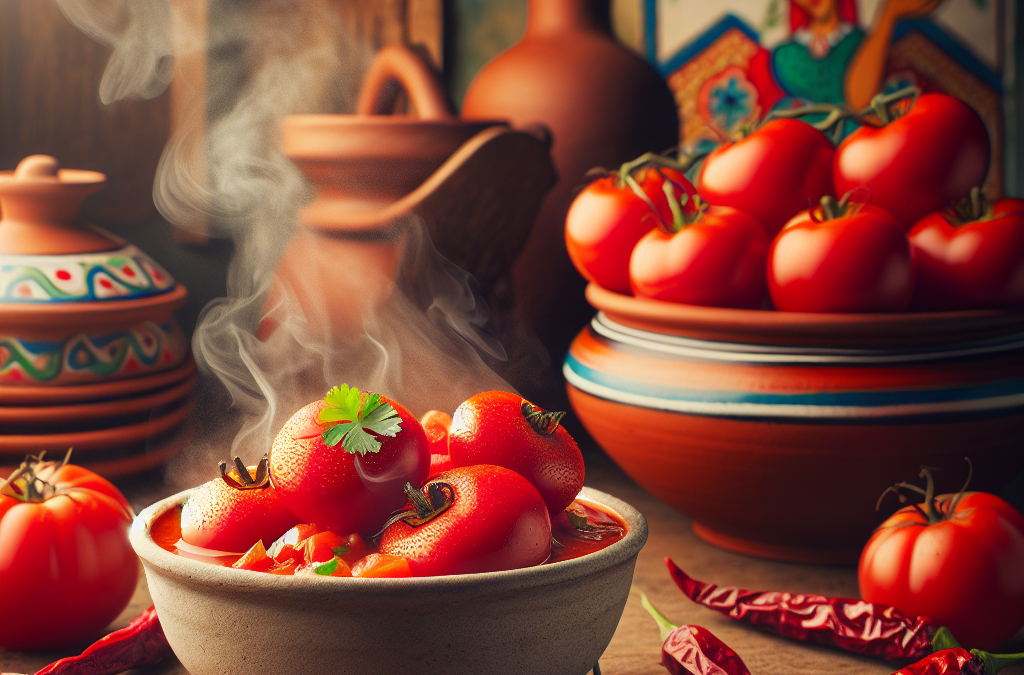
<box><xmin>314</xmin><ymin>557</ymin><xmax>340</xmax><ymax>576</ymax></box>
<box><xmin>318</xmin><ymin>384</ymin><xmax>404</xmax><ymax>455</ymax></box>
<box><xmin>332</xmin><ymin>545</ymin><xmax>350</xmax><ymax>558</ymax></box>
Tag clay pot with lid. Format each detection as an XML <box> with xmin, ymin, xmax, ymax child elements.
<box><xmin>0</xmin><ymin>155</ymin><xmax>189</xmax><ymax>388</ymax></box>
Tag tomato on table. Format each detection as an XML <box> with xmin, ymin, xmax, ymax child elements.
<box><xmin>269</xmin><ymin>384</ymin><xmax>430</xmax><ymax>537</ymax></box>
<box><xmin>909</xmin><ymin>191</ymin><xmax>1024</xmax><ymax>310</ymax></box>
<box><xmin>768</xmin><ymin>198</ymin><xmax>915</xmax><ymax>312</ymax></box>
<box><xmin>0</xmin><ymin>453</ymin><xmax>139</xmax><ymax>650</ymax></box>
<box><xmin>378</xmin><ymin>465</ymin><xmax>551</xmax><ymax>576</ymax></box>
<box><xmin>448</xmin><ymin>390</ymin><xmax>584</xmax><ymax>516</ymax></box>
<box><xmin>697</xmin><ymin>118</ymin><xmax>835</xmax><ymax>238</ymax></box>
<box><xmin>566</xmin><ymin>163</ymin><xmax>698</xmax><ymax>294</ymax></box>
<box><xmin>834</xmin><ymin>93</ymin><xmax>989</xmax><ymax>230</ymax></box>
<box><xmin>858</xmin><ymin>467</ymin><xmax>1024</xmax><ymax>652</ymax></box>
<box><xmin>628</xmin><ymin>204</ymin><xmax>769</xmax><ymax>308</ymax></box>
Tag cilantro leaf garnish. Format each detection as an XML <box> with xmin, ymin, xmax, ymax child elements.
<box><xmin>318</xmin><ymin>384</ymin><xmax>403</xmax><ymax>455</ymax></box>
<box><xmin>314</xmin><ymin>557</ymin><xmax>340</xmax><ymax>576</ymax></box>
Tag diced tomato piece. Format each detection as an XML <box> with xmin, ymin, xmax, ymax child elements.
<box><xmin>267</xmin><ymin>559</ymin><xmax>300</xmax><ymax>575</ymax></box>
<box><xmin>351</xmin><ymin>553</ymin><xmax>412</xmax><ymax>578</ymax></box>
<box><xmin>231</xmin><ymin>540</ymin><xmax>274</xmax><ymax>572</ymax></box>
<box><xmin>268</xmin><ymin>523</ymin><xmax>319</xmax><ymax>563</ymax></box>
<box><xmin>427</xmin><ymin>453</ymin><xmax>453</xmax><ymax>480</ymax></box>
<box><xmin>303</xmin><ymin>531</ymin><xmax>349</xmax><ymax>564</ymax></box>
<box><xmin>420</xmin><ymin>410</ymin><xmax>452</xmax><ymax>455</ymax></box>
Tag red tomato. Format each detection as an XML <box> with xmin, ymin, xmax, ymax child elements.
<box><xmin>697</xmin><ymin>119</ymin><xmax>835</xmax><ymax>238</ymax></box>
<box><xmin>834</xmin><ymin>94</ymin><xmax>990</xmax><ymax>229</ymax></box>
<box><xmin>267</xmin><ymin>522</ymin><xmax>320</xmax><ymax>564</ymax></box>
<box><xmin>768</xmin><ymin>201</ymin><xmax>915</xmax><ymax>312</ymax></box>
<box><xmin>859</xmin><ymin>486</ymin><xmax>1024</xmax><ymax>651</ymax></box>
<box><xmin>448</xmin><ymin>391</ymin><xmax>584</xmax><ymax>515</ymax></box>
<box><xmin>427</xmin><ymin>453</ymin><xmax>454</xmax><ymax>480</ymax></box>
<box><xmin>0</xmin><ymin>456</ymin><xmax>138</xmax><ymax>651</ymax></box>
<box><xmin>378</xmin><ymin>465</ymin><xmax>551</xmax><ymax>576</ymax></box>
<box><xmin>628</xmin><ymin>205</ymin><xmax>768</xmax><ymax>308</ymax></box>
<box><xmin>566</xmin><ymin>166</ymin><xmax>698</xmax><ymax>293</ymax></box>
<box><xmin>180</xmin><ymin>461</ymin><xmax>297</xmax><ymax>553</ymax></box>
<box><xmin>909</xmin><ymin>197</ymin><xmax>1024</xmax><ymax>310</ymax></box>
<box><xmin>0</xmin><ymin>456</ymin><xmax>138</xmax><ymax>650</ymax></box>
<box><xmin>269</xmin><ymin>387</ymin><xmax>430</xmax><ymax>537</ymax></box>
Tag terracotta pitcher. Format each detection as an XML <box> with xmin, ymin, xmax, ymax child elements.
<box><xmin>461</xmin><ymin>0</ymin><xmax>679</xmax><ymax>371</ymax></box>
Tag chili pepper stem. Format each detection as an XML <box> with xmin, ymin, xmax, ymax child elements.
<box><xmin>640</xmin><ymin>593</ymin><xmax>679</xmax><ymax>643</ymax></box>
<box><xmin>931</xmin><ymin>626</ymin><xmax>963</xmax><ymax>652</ymax></box>
<box><xmin>973</xmin><ymin>650</ymin><xmax>1024</xmax><ymax>675</ymax></box>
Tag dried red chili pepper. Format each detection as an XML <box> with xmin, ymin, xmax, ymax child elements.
<box><xmin>666</xmin><ymin>558</ymin><xmax>938</xmax><ymax>660</ymax></box>
<box><xmin>31</xmin><ymin>605</ymin><xmax>170</xmax><ymax>675</ymax></box>
<box><xmin>642</xmin><ymin>594</ymin><xmax>751</xmax><ymax>675</ymax></box>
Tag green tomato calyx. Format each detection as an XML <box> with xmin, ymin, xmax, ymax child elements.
<box><xmin>372</xmin><ymin>481</ymin><xmax>455</xmax><ymax>539</ymax></box>
<box><xmin>875</xmin><ymin>458</ymin><xmax>974</xmax><ymax>526</ymax></box>
<box><xmin>0</xmin><ymin>449</ymin><xmax>72</xmax><ymax>503</ymax></box>
<box><xmin>318</xmin><ymin>384</ymin><xmax>403</xmax><ymax>455</ymax></box>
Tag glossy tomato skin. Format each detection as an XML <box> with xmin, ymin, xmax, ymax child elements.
<box><xmin>834</xmin><ymin>94</ymin><xmax>990</xmax><ymax>229</ymax></box>
<box><xmin>566</xmin><ymin>167</ymin><xmax>698</xmax><ymax>293</ymax></box>
<box><xmin>378</xmin><ymin>465</ymin><xmax>552</xmax><ymax>576</ymax></box>
<box><xmin>909</xmin><ymin>199</ymin><xmax>1024</xmax><ymax>310</ymax></box>
<box><xmin>269</xmin><ymin>396</ymin><xmax>430</xmax><ymax>537</ymax></box>
<box><xmin>628</xmin><ymin>205</ymin><xmax>768</xmax><ymax>308</ymax></box>
<box><xmin>180</xmin><ymin>470</ymin><xmax>298</xmax><ymax>553</ymax></box>
<box><xmin>858</xmin><ymin>492</ymin><xmax>1024</xmax><ymax>652</ymax></box>
<box><xmin>0</xmin><ymin>464</ymin><xmax>138</xmax><ymax>650</ymax></box>
<box><xmin>697</xmin><ymin>119</ymin><xmax>835</xmax><ymax>238</ymax></box>
<box><xmin>768</xmin><ymin>204</ymin><xmax>915</xmax><ymax>312</ymax></box>
<box><xmin>448</xmin><ymin>391</ymin><xmax>584</xmax><ymax>516</ymax></box>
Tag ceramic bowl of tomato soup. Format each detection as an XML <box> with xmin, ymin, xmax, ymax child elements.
<box><xmin>564</xmin><ymin>283</ymin><xmax>1024</xmax><ymax>564</ymax></box>
<box><xmin>130</xmin><ymin>485</ymin><xmax>646</xmax><ymax>675</ymax></box>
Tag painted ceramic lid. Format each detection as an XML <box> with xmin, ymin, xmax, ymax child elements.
<box><xmin>0</xmin><ymin>155</ymin><xmax>177</xmax><ymax>303</ymax></box>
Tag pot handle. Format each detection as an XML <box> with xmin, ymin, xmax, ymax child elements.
<box><xmin>355</xmin><ymin>44</ymin><xmax>454</xmax><ymax>120</ymax></box>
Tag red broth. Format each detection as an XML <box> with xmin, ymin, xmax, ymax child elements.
<box><xmin>150</xmin><ymin>498</ymin><xmax>627</xmax><ymax>572</ymax></box>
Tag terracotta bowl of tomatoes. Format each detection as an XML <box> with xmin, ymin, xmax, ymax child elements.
<box><xmin>564</xmin><ymin>283</ymin><xmax>1024</xmax><ymax>564</ymax></box>
<box><xmin>130</xmin><ymin>484</ymin><xmax>647</xmax><ymax>675</ymax></box>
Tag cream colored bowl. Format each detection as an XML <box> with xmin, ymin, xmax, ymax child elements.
<box><xmin>130</xmin><ymin>486</ymin><xmax>647</xmax><ymax>675</ymax></box>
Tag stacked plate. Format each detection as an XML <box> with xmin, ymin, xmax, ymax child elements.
<box><xmin>0</xmin><ymin>155</ymin><xmax>195</xmax><ymax>478</ymax></box>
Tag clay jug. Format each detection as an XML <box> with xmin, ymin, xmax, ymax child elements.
<box><xmin>461</xmin><ymin>0</ymin><xmax>678</xmax><ymax>373</ymax></box>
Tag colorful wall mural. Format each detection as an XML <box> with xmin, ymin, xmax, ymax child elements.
<box><xmin>645</xmin><ymin>0</ymin><xmax>1014</xmax><ymax>197</ymax></box>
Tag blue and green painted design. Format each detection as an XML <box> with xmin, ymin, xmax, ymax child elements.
<box><xmin>0</xmin><ymin>245</ymin><xmax>175</xmax><ymax>303</ymax></box>
<box><xmin>0</xmin><ymin>321</ymin><xmax>186</xmax><ymax>384</ymax></box>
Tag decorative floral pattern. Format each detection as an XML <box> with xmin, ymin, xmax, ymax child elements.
<box><xmin>0</xmin><ymin>245</ymin><xmax>175</xmax><ymax>303</ymax></box>
<box><xmin>0</xmin><ymin>320</ymin><xmax>187</xmax><ymax>385</ymax></box>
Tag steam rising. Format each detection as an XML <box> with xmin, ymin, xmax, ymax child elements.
<box><xmin>58</xmin><ymin>0</ymin><xmax>517</xmax><ymax>487</ymax></box>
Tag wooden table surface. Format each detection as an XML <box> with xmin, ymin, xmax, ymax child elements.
<box><xmin>2</xmin><ymin>448</ymin><xmax>1021</xmax><ymax>675</ymax></box>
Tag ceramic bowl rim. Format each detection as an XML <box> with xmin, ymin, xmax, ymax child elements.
<box><xmin>131</xmin><ymin>485</ymin><xmax>648</xmax><ymax>598</ymax></box>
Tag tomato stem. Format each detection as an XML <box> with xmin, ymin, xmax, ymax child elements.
<box><xmin>521</xmin><ymin>399</ymin><xmax>565</xmax><ymax>436</ymax></box>
<box><xmin>372</xmin><ymin>481</ymin><xmax>455</xmax><ymax>538</ymax></box>
<box><xmin>219</xmin><ymin>455</ymin><xmax>271</xmax><ymax>490</ymax></box>
<box><xmin>0</xmin><ymin>449</ymin><xmax>72</xmax><ymax>503</ymax></box>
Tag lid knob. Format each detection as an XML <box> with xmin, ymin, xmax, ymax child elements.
<box><xmin>15</xmin><ymin>155</ymin><xmax>61</xmax><ymax>178</ymax></box>
<box><xmin>0</xmin><ymin>155</ymin><xmax>118</xmax><ymax>255</ymax></box>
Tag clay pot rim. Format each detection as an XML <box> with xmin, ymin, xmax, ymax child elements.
<box><xmin>131</xmin><ymin>485</ymin><xmax>647</xmax><ymax>594</ymax></box>
<box><xmin>0</xmin><ymin>357</ymin><xmax>195</xmax><ymax>404</ymax></box>
<box><xmin>0</xmin><ymin>167</ymin><xmax>106</xmax><ymax>187</ymax></box>
<box><xmin>0</xmin><ymin>284</ymin><xmax>187</xmax><ymax>329</ymax></box>
<box><xmin>283</xmin><ymin>114</ymin><xmax>506</xmax><ymax>129</ymax></box>
<box><xmin>0</xmin><ymin>397</ymin><xmax>193</xmax><ymax>453</ymax></box>
<box><xmin>586</xmin><ymin>283</ymin><xmax>1024</xmax><ymax>347</ymax></box>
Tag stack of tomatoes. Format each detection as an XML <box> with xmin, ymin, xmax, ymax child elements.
<box><xmin>566</xmin><ymin>93</ymin><xmax>1024</xmax><ymax>313</ymax></box>
<box><xmin>178</xmin><ymin>386</ymin><xmax>587</xmax><ymax>578</ymax></box>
